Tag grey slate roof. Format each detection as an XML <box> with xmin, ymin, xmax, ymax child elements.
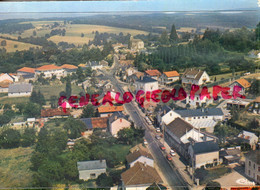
<box><xmin>109</xmin><ymin>111</ymin><xmax>127</xmax><ymax>125</ymax></box>
<box><xmin>8</xmin><ymin>83</ymin><xmax>32</xmax><ymax>93</ymax></box>
<box><xmin>80</xmin><ymin>118</ymin><xmax>93</xmax><ymax>130</ymax></box>
<box><xmin>77</xmin><ymin>160</ymin><xmax>107</xmax><ymax>171</ymax></box>
<box><xmin>166</xmin><ymin>118</ymin><xmax>194</xmax><ymax>139</ymax></box>
<box><xmin>174</xmin><ymin>108</ymin><xmax>224</xmax><ymax>117</ymax></box>
<box><xmin>136</xmin><ymin>76</ymin><xmax>157</xmax><ymax>83</ymax></box>
<box><xmin>245</xmin><ymin>150</ymin><xmax>260</xmax><ymax>165</ymax></box>
<box><xmin>191</xmin><ymin>140</ymin><xmax>219</xmax><ymax>155</ymax></box>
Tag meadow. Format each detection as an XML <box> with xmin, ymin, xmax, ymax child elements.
<box><xmin>0</xmin><ymin>37</ymin><xmax>41</xmax><ymax>52</ymax></box>
<box><xmin>0</xmin><ymin>147</ymin><xmax>33</xmax><ymax>188</ymax></box>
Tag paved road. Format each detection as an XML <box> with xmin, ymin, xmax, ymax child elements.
<box><xmin>101</xmin><ymin>55</ymin><xmax>190</xmax><ymax>190</ymax></box>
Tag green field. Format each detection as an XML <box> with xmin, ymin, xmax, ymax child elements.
<box><xmin>0</xmin><ymin>37</ymin><xmax>41</xmax><ymax>52</ymax></box>
<box><xmin>0</xmin><ymin>96</ymin><xmax>30</xmax><ymax>104</ymax></box>
<box><xmin>34</xmin><ymin>84</ymin><xmax>84</xmax><ymax>101</ymax></box>
<box><xmin>0</xmin><ymin>147</ymin><xmax>34</xmax><ymax>188</ymax></box>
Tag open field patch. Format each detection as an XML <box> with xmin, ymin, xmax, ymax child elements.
<box><xmin>0</xmin><ymin>37</ymin><xmax>41</xmax><ymax>52</ymax></box>
<box><xmin>0</xmin><ymin>147</ymin><xmax>34</xmax><ymax>188</ymax></box>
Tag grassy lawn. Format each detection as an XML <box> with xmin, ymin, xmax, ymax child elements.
<box><xmin>210</xmin><ymin>71</ymin><xmax>244</xmax><ymax>81</ymax></box>
<box><xmin>34</xmin><ymin>84</ymin><xmax>84</xmax><ymax>101</ymax></box>
<box><xmin>0</xmin><ymin>147</ymin><xmax>34</xmax><ymax>188</ymax></box>
<box><xmin>0</xmin><ymin>97</ymin><xmax>30</xmax><ymax>104</ymax></box>
<box><xmin>0</xmin><ymin>37</ymin><xmax>41</xmax><ymax>52</ymax></box>
<box><xmin>195</xmin><ymin>165</ymin><xmax>232</xmax><ymax>185</ymax></box>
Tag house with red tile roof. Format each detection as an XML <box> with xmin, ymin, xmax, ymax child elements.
<box><xmin>229</xmin><ymin>78</ymin><xmax>251</xmax><ymax>95</ymax></box>
<box><xmin>80</xmin><ymin>117</ymin><xmax>108</xmax><ymax>131</ymax></box>
<box><xmin>98</xmin><ymin>105</ymin><xmax>124</xmax><ymax>117</ymax></box>
<box><xmin>41</xmin><ymin>108</ymin><xmax>70</xmax><ymax>120</ymax></box>
<box><xmin>60</xmin><ymin>64</ymin><xmax>78</xmax><ymax>76</ymax></box>
<box><xmin>160</xmin><ymin>71</ymin><xmax>180</xmax><ymax>86</ymax></box>
<box><xmin>17</xmin><ymin>67</ymin><xmax>36</xmax><ymax>81</ymax></box>
<box><xmin>35</xmin><ymin>64</ymin><xmax>64</xmax><ymax>79</ymax></box>
<box><xmin>145</xmin><ymin>69</ymin><xmax>161</xmax><ymax>80</ymax></box>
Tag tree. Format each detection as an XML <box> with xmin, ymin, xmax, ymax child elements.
<box><xmin>21</xmin><ymin>127</ymin><xmax>36</xmax><ymax>147</ymax></box>
<box><xmin>159</xmin><ymin>30</ymin><xmax>169</xmax><ymax>45</ymax></box>
<box><xmin>76</xmin><ymin>67</ymin><xmax>85</xmax><ymax>83</ymax></box>
<box><xmin>0</xmin><ymin>128</ymin><xmax>21</xmax><ymax>148</ymax></box>
<box><xmin>255</xmin><ymin>22</ymin><xmax>260</xmax><ymax>41</ymax></box>
<box><xmin>50</xmin><ymin>95</ymin><xmax>58</xmax><ymax>108</ymax></box>
<box><xmin>249</xmin><ymin>80</ymin><xmax>260</xmax><ymax>96</ymax></box>
<box><xmin>80</xmin><ymin>104</ymin><xmax>96</xmax><ymax>118</ymax></box>
<box><xmin>0</xmin><ymin>114</ymin><xmax>11</xmax><ymax>126</ymax></box>
<box><xmin>65</xmin><ymin>77</ymin><xmax>72</xmax><ymax>98</ymax></box>
<box><xmin>96</xmin><ymin>173</ymin><xmax>113</xmax><ymax>187</ymax></box>
<box><xmin>23</xmin><ymin>102</ymin><xmax>41</xmax><ymax>118</ymax></box>
<box><xmin>205</xmin><ymin>181</ymin><xmax>221</xmax><ymax>190</ymax></box>
<box><xmin>1</xmin><ymin>40</ymin><xmax>7</xmax><ymax>46</ymax></box>
<box><xmin>117</xmin><ymin>127</ymin><xmax>144</xmax><ymax>145</ymax></box>
<box><xmin>64</xmin><ymin>117</ymin><xmax>86</xmax><ymax>139</ymax></box>
<box><xmin>169</xmin><ymin>24</ymin><xmax>178</xmax><ymax>42</ymax></box>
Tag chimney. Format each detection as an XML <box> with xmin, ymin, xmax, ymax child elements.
<box><xmin>115</xmin><ymin>116</ymin><xmax>117</xmax><ymax>120</ymax></box>
<box><xmin>164</xmin><ymin>109</ymin><xmax>166</xmax><ymax>114</ymax></box>
<box><xmin>144</xmin><ymin>162</ymin><xmax>147</xmax><ymax>167</ymax></box>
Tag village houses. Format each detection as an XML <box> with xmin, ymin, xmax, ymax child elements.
<box><xmin>181</xmin><ymin>68</ymin><xmax>210</xmax><ymax>86</ymax></box>
<box><xmin>160</xmin><ymin>71</ymin><xmax>180</xmax><ymax>86</ymax></box>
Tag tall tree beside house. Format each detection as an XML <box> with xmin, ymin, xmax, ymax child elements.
<box><xmin>21</xmin><ymin>127</ymin><xmax>36</xmax><ymax>147</ymax></box>
<box><xmin>80</xmin><ymin>104</ymin><xmax>96</xmax><ymax>118</ymax></box>
<box><xmin>249</xmin><ymin>80</ymin><xmax>260</xmax><ymax>96</ymax></box>
<box><xmin>76</xmin><ymin>67</ymin><xmax>85</xmax><ymax>83</ymax></box>
<box><xmin>50</xmin><ymin>95</ymin><xmax>58</xmax><ymax>108</ymax></box>
<box><xmin>65</xmin><ymin>77</ymin><xmax>72</xmax><ymax>98</ymax></box>
<box><xmin>64</xmin><ymin>117</ymin><xmax>86</xmax><ymax>139</ymax></box>
<box><xmin>169</xmin><ymin>24</ymin><xmax>178</xmax><ymax>42</ymax></box>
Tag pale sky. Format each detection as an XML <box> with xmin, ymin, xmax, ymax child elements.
<box><xmin>0</xmin><ymin>0</ymin><xmax>258</xmax><ymax>13</ymax></box>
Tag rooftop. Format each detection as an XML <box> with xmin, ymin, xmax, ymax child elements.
<box><xmin>121</xmin><ymin>162</ymin><xmax>162</xmax><ymax>186</ymax></box>
<box><xmin>41</xmin><ymin>108</ymin><xmax>70</xmax><ymax>117</ymax></box>
<box><xmin>98</xmin><ymin>105</ymin><xmax>124</xmax><ymax>113</ymax></box>
<box><xmin>191</xmin><ymin>140</ymin><xmax>219</xmax><ymax>155</ymax></box>
<box><xmin>234</xmin><ymin>78</ymin><xmax>251</xmax><ymax>88</ymax></box>
<box><xmin>8</xmin><ymin>83</ymin><xmax>32</xmax><ymax>93</ymax></box>
<box><xmin>182</xmin><ymin>68</ymin><xmax>205</xmax><ymax>80</ymax></box>
<box><xmin>60</xmin><ymin>64</ymin><xmax>78</xmax><ymax>69</ymax></box>
<box><xmin>108</xmin><ymin>112</ymin><xmax>128</xmax><ymax>124</ymax></box>
<box><xmin>163</xmin><ymin>71</ymin><xmax>180</xmax><ymax>77</ymax></box>
<box><xmin>245</xmin><ymin>150</ymin><xmax>260</xmax><ymax>165</ymax></box>
<box><xmin>17</xmin><ymin>67</ymin><xmax>36</xmax><ymax>73</ymax></box>
<box><xmin>77</xmin><ymin>160</ymin><xmax>107</xmax><ymax>171</ymax></box>
<box><xmin>145</xmin><ymin>69</ymin><xmax>161</xmax><ymax>77</ymax></box>
<box><xmin>136</xmin><ymin>76</ymin><xmax>157</xmax><ymax>83</ymax></box>
<box><xmin>126</xmin><ymin>148</ymin><xmax>153</xmax><ymax>164</ymax></box>
<box><xmin>81</xmin><ymin>117</ymin><xmax>108</xmax><ymax>130</ymax></box>
<box><xmin>166</xmin><ymin>117</ymin><xmax>194</xmax><ymax>139</ymax></box>
<box><xmin>36</xmin><ymin>64</ymin><xmax>61</xmax><ymax>71</ymax></box>
<box><xmin>174</xmin><ymin>108</ymin><xmax>224</xmax><ymax>117</ymax></box>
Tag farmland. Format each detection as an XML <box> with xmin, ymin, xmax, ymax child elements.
<box><xmin>0</xmin><ymin>147</ymin><xmax>34</xmax><ymax>188</ymax></box>
<box><xmin>8</xmin><ymin>21</ymin><xmax>149</xmax><ymax>46</ymax></box>
<box><xmin>0</xmin><ymin>37</ymin><xmax>41</xmax><ymax>52</ymax></box>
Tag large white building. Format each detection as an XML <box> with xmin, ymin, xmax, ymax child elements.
<box><xmin>135</xmin><ymin>76</ymin><xmax>158</xmax><ymax>93</ymax></box>
<box><xmin>35</xmin><ymin>64</ymin><xmax>64</xmax><ymax>79</ymax></box>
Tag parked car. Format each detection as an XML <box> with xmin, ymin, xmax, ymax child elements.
<box><xmin>170</xmin><ymin>150</ymin><xmax>176</xmax><ymax>156</ymax></box>
<box><xmin>155</xmin><ymin>135</ymin><xmax>161</xmax><ymax>140</ymax></box>
<box><xmin>167</xmin><ymin>154</ymin><xmax>172</xmax><ymax>161</ymax></box>
<box><xmin>156</xmin><ymin>128</ymin><xmax>161</xmax><ymax>133</ymax></box>
<box><xmin>160</xmin><ymin>146</ymin><xmax>166</xmax><ymax>151</ymax></box>
<box><xmin>144</xmin><ymin>139</ymin><xmax>148</xmax><ymax>145</ymax></box>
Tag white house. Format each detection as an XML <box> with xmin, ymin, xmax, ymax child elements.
<box><xmin>244</xmin><ymin>150</ymin><xmax>260</xmax><ymax>184</ymax></box>
<box><xmin>186</xmin><ymin>90</ymin><xmax>213</xmax><ymax>108</ymax></box>
<box><xmin>126</xmin><ymin>148</ymin><xmax>154</xmax><ymax>168</ymax></box>
<box><xmin>135</xmin><ymin>76</ymin><xmax>158</xmax><ymax>93</ymax></box>
<box><xmin>77</xmin><ymin>160</ymin><xmax>107</xmax><ymax>180</ymax></box>
<box><xmin>109</xmin><ymin>112</ymin><xmax>131</xmax><ymax>137</ymax></box>
<box><xmin>238</xmin><ymin>130</ymin><xmax>258</xmax><ymax>148</ymax></box>
<box><xmin>130</xmin><ymin>36</ymin><xmax>144</xmax><ymax>50</ymax></box>
<box><xmin>35</xmin><ymin>64</ymin><xmax>64</xmax><ymax>79</ymax></box>
<box><xmin>17</xmin><ymin>67</ymin><xmax>36</xmax><ymax>81</ymax></box>
<box><xmin>160</xmin><ymin>71</ymin><xmax>180</xmax><ymax>86</ymax></box>
<box><xmin>188</xmin><ymin>140</ymin><xmax>219</xmax><ymax>168</ymax></box>
<box><xmin>87</xmin><ymin>61</ymin><xmax>103</xmax><ymax>70</ymax></box>
<box><xmin>8</xmin><ymin>83</ymin><xmax>33</xmax><ymax>97</ymax></box>
<box><xmin>0</xmin><ymin>73</ymin><xmax>18</xmax><ymax>83</ymax></box>
<box><xmin>181</xmin><ymin>68</ymin><xmax>210</xmax><ymax>86</ymax></box>
<box><xmin>173</xmin><ymin>108</ymin><xmax>224</xmax><ymax>133</ymax></box>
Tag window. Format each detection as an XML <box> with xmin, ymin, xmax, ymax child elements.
<box><xmin>257</xmin><ymin>175</ymin><xmax>260</xmax><ymax>182</ymax></box>
<box><xmin>258</xmin><ymin>166</ymin><xmax>260</xmax><ymax>172</ymax></box>
<box><xmin>170</xmin><ymin>113</ymin><xmax>172</xmax><ymax>116</ymax></box>
<box><xmin>198</xmin><ymin>117</ymin><xmax>200</xmax><ymax>119</ymax></box>
<box><xmin>194</xmin><ymin>117</ymin><xmax>196</xmax><ymax>119</ymax></box>
<box><xmin>248</xmin><ymin>170</ymin><xmax>251</xmax><ymax>176</ymax></box>
<box><xmin>202</xmin><ymin>117</ymin><xmax>204</xmax><ymax>119</ymax></box>
<box><xmin>206</xmin><ymin>116</ymin><xmax>208</xmax><ymax>118</ymax></box>
<box><xmin>90</xmin><ymin>173</ymin><xmax>96</xmax><ymax>178</ymax></box>
<box><xmin>120</xmin><ymin>119</ymin><xmax>122</xmax><ymax>122</ymax></box>
<box><xmin>253</xmin><ymin>164</ymin><xmax>255</xmax><ymax>169</ymax></box>
<box><xmin>249</xmin><ymin>161</ymin><xmax>251</xmax><ymax>167</ymax></box>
